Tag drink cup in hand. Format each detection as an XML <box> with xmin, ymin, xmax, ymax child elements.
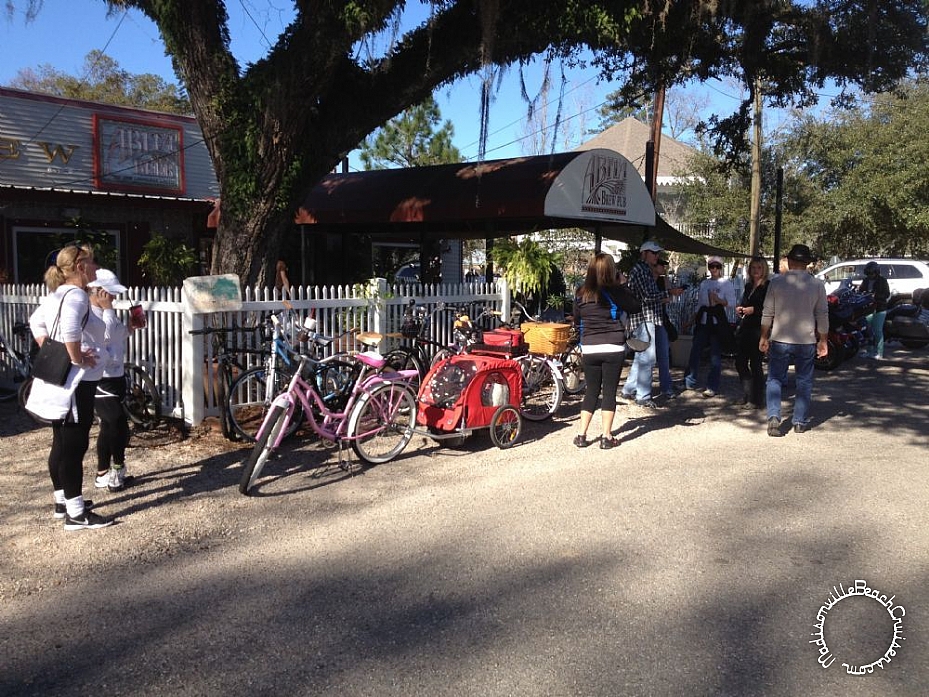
<box><xmin>129</xmin><ymin>304</ymin><xmax>147</xmax><ymax>329</ymax></box>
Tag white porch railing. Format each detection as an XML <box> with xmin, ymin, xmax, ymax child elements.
<box><xmin>1</xmin><ymin>279</ymin><xmax>508</xmax><ymax>426</ymax></box>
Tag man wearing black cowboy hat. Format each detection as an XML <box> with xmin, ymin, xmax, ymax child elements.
<box><xmin>759</xmin><ymin>244</ymin><xmax>829</xmax><ymax>436</ymax></box>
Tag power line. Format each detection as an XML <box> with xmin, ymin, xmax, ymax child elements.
<box><xmin>24</xmin><ymin>10</ymin><xmax>130</xmax><ymax>145</ymax></box>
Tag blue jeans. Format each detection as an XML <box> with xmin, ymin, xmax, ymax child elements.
<box><xmin>654</xmin><ymin>324</ymin><xmax>673</xmax><ymax>395</ymax></box>
<box><xmin>865</xmin><ymin>310</ymin><xmax>887</xmax><ymax>357</ymax></box>
<box><xmin>685</xmin><ymin>324</ymin><xmax>722</xmax><ymax>392</ymax></box>
<box><xmin>766</xmin><ymin>341</ymin><xmax>816</xmax><ymax>425</ymax></box>
<box><xmin>623</xmin><ymin>321</ymin><xmax>657</xmax><ymax>401</ymax></box>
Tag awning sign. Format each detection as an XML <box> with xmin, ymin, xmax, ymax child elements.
<box><xmin>544</xmin><ymin>149</ymin><xmax>655</xmax><ymax>226</ymax></box>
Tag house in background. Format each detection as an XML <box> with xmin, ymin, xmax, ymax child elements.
<box><xmin>576</xmin><ymin>116</ymin><xmax>702</xmax><ymax>257</ymax></box>
<box><xmin>0</xmin><ymin>87</ymin><xmax>218</xmax><ymax>285</ymax></box>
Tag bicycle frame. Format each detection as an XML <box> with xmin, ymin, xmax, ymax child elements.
<box><xmin>255</xmin><ymin>352</ymin><xmax>418</xmax><ymax>449</ymax></box>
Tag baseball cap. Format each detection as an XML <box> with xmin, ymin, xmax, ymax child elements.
<box><xmin>87</xmin><ymin>268</ymin><xmax>128</xmax><ymax>295</ymax></box>
<box><xmin>707</xmin><ymin>256</ymin><xmax>724</xmax><ymax>267</ymax></box>
<box><xmin>640</xmin><ymin>240</ymin><xmax>664</xmax><ymax>254</ymax></box>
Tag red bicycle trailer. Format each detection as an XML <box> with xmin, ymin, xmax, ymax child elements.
<box><xmin>415</xmin><ymin>351</ymin><xmax>523</xmax><ymax>448</ymax></box>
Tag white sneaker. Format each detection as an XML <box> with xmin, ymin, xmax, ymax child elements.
<box><xmin>94</xmin><ymin>473</ymin><xmax>110</xmax><ymax>489</ymax></box>
<box><xmin>108</xmin><ymin>466</ymin><xmax>127</xmax><ymax>492</ymax></box>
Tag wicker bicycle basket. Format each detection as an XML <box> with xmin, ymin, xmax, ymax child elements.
<box><xmin>520</xmin><ymin>321</ymin><xmax>571</xmax><ymax>355</ymax></box>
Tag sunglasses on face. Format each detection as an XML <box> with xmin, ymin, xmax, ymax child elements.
<box><xmin>708</xmin><ymin>264</ymin><xmax>722</xmax><ymax>270</ymax></box>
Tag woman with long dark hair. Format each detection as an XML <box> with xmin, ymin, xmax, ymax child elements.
<box><xmin>572</xmin><ymin>253</ymin><xmax>641</xmax><ymax>449</ymax></box>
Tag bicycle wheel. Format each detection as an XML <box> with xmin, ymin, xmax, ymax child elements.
<box><xmin>239</xmin><ymin>404</ymin><xmax>290</xmax><ymax>495</ymax></box>
<box><xmin>348</xmin><ymin>382</ymin><xmax>417</xmax><ymax>464</ymax></box>
<box><xmin>383</xmin><ymin>348</ymin><xmax>424</xmax><ymax>381</ymax></box>
<box><xmin>216</xmin><ymin>361</ymin><xmax>237</xmax><ymax>441</ymax></box>
<box><xmin>429</xmin><ymin>347</ymin><xmax>456</xmax><ymax>369</ymax></box>
<box><xmin>560</xmin><ymin>344</ymin><xmax>585</xmax><ymax>395</ymax></box>
<box><xmin>517</xmin><ymin>354</ymin><xmax>563</xmax><ymax>421</ymax></box>
<box><xmin>123</xmin><ymin>364</ymin><xmax>162</xmax><ymax>429</ymax></box>
<box><xmin>228</xmin><ymin>365</ymin><xmax>301</xmax><ymax>442</ymax></box>
<box><xmin>489</xmin><ymin>405</ymin><xmax>521</xmax><ymax>448</ymax></box>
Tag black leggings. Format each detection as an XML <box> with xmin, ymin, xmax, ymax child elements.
<box><xmin>95</xmin><ymin>376</ymin><xmax>129</xmax><ymax>470</ymax></box>
<box><xmin>48</xmin><ymin>380</ymin><xmax>98</xmax><ymax>499</ymax></box>
<box><xmin>581</xmin><ymin>351</ymin><xmax>625</xmax><ymax>414</ymax></box>
<box><xmin>735</xmin><ymin>324</ymin><xmax>765</xmax><ymax>405</ymax></box>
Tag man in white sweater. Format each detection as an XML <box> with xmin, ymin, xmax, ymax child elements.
<box><xmin>759</xmin><ymin>244</ymin><xmax>829</xmax><ymax>436</ymax></box>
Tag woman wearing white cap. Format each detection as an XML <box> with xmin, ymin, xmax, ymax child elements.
<box><xmin>87</xmin><ymin>269</ymin><xmax>134</xmax><ymax>492</ymax></box>
<box><xmin>684</xmin><ymin>256</ymin><xmax>738</xmax><ymax>397</ymax></box>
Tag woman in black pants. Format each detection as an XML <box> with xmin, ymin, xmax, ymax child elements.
<box><xmin>572</xmin><ymin>253</ymin><xmax>642</xmax><ymax>449</ymax></box>
<box><xmin>88</xmin><ymin>269</ymin><xmax>134</xmax><ymax>492</ymax></box>
<box><xmin>29</xmin><ymin>243</ymin><xmax>113</xmax><ymax>530</ymax></box>
<box><xmin>734</xmin><ymin>256</ymin><xmax>770</xmax><ymax>409</ymax></box>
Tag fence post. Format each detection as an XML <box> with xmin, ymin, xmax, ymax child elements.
<box><xmin>181</xmin><ymin>288</ymin><xmax>206</xmax><ymax>426</ymax></box>
<box><xmin>499</xmin><ymin>279</ymin><xmax>511</xmax><ymax>321</ymax></box>
<box><xmin>372</xmin><ymin>277</ymin><xmax>388</xmax><ymax>335</ymax></box>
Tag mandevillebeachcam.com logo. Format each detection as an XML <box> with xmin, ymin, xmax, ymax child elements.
<box><xmin>811</xmin><ymin>579</ymin><xmax>905</xmax><ymax>675</ymax></box>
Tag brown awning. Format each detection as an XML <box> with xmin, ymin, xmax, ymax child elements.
<box><xmin>242</xmin><ymin>149</ymin><xmax>744</xmax><ymax>257</ymax></box>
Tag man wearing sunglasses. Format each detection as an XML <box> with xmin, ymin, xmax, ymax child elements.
<box><xmin>684</xmin><ymin>256</ymin><xmax>738</xmax><ymax>398</ymax></box>
<box><xmin>621</xmin><ymin>240</ymin><xmax>677</xmax><ymax>408</ymax></box>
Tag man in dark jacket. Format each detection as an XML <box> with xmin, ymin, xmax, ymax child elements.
<box><xmin>858</xmin><ymin>261</ymin><xmax>891</xmax><ymax>359</ymax></box>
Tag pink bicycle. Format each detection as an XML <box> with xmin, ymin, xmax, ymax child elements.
<box><xmin>239</xmin><ymin>333</ymin><xmax>419</xmax><ymax>495</ymax></box>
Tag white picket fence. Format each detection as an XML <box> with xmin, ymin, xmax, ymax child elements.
<box><xmin>0</xmin><ymin>279</ymin><xmax>508</xmax><ymax>425</ymax></box>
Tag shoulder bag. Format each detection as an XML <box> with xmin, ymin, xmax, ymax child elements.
<box><xmin>32</xmin><ymin>289</ymin><xmax>88</xmax><ymax>386</ymax></box>
<box><xmin>603</xmin><ymin>288</ymin><xmax>651</xmax><ymax>352</ymax></box>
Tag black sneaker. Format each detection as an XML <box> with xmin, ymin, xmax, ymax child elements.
<box><xmin>793</xmin><ymin>422</ymin><xmax>810</xmax><ymax>434</ymax></box>
<box><xmin>600</xmin><ymin>436</ymin><xmax>620</xmax><ymax>450</ymax></box>
<box><xmin>63</xmin><ymin>510</ymin><xmax>114</xmax><ymax>531</ymax></box>
<box><xmin>53</xmin><ymin>499</ymin><xmax>93</xmax><ymax>519</ymax></box>
<box><xmin>573</xmin><ymin>434</ymin><xmax>591</xmax><ymax>448</ymax></box>
<box><xmin>635</xmin><ymin>399</ymin><xmax>663</xmax><ymax>410</ymax></box>
<box><xmin>767</xmin><ymin>417</ymin><xmax>783</xmax><ymax>437</ymax></box>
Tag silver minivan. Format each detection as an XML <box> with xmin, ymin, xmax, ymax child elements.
<box><xmin>816</xmin><ymin>258</ymin><xmax>929</xmax><ymax>301</ymax></box>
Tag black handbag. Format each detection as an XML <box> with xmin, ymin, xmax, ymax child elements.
<box><xmin>31</xmin><ymin>290</ymin><xmax>87</xmax><ymax>386</ymax></box>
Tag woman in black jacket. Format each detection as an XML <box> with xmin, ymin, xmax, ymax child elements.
<box><xmin>572</xmin><ymin>253</ymin><xmax>642</xmax><ymax>449</ymax></box>
<box><xmin>734</xmin><ymin>256</ymin><xmax>770</xmax><ymax>409</ymax></box>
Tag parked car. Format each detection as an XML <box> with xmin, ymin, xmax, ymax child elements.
<box><xmin>816</xmin><ymin>258</ymin><xmax>929</xmax><ymax>303</ymax></box>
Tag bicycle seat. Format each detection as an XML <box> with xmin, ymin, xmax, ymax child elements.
<box><xmin>355</xmin><ymin>350</ymin><xmax>386</xmax><ymax>368</ymax></box>
<box><xmin>355</xmin><ymin>331</ymin><xmax>384</xmax><ymax>347</ymax></box>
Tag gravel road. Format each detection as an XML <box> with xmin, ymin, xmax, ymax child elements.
<box><xmin>2</xmin><ymin>349</ymin><xmax>928</xmax><ymax>696</ymax></box>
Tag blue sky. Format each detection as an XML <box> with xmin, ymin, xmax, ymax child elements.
<box><xmin>0</xmin><ymin>1</ymin><xmax>753</xmax><ymax>166</ymax></box>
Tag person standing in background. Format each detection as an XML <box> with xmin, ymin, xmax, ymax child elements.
<box><xmin>87</xmin><ymin>269</ymin><xmax>136</xmax><ymax>493</ymax></box>
<box><xmin>572</xmin><ymin>254</ymin><xmax>641</xmax><ymax>449</ymax></box>
<box><xmin>760</xmin><ymin>244</ymin><xmax>829</xmax><ymax>436</ymax></box>
<box><xmin>684</xmin><ymin>256</ymin><xmax>738</xmax><ymax>398</ymax></box>
<box><xmin>651</xmin><ymin>257</ymin><xmax>678</xmax><ymax>401</ymax></box>
<box><xmin>858</xmin><ymin>261</ymin><xmax>890</xmax><ymax>359</ymax></box>
<box><xmin>274</xmin><ymin>260</ymin><xmax>292</xmax><ymax>299</ymax></box>
<box><xmin>621</xmin><ymin>241</ymin><xmax>682</xmax><ymax>409</ymax></box>
<box><xmin>29</xmin><ymin>243</ymin><xmax>114</xmax><ymax>529</ymax></box>
<box><xmin>734</xmin><ymin>257</ymin><xmax>770</xmax><ymax>409</ymax></box>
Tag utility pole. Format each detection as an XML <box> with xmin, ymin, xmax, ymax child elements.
<box><xmin>748</xmin><ymin>76</ymin><xmax>763</xmax><ymax>257</ymax></box>
<box><xmin>647</xmin><ymin>85</ymin><xmax>666</xmax><ymax>202</ymax></box>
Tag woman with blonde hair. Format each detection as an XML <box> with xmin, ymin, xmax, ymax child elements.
<box><xmin>571</xmin><ymin>253</ymin><xmax>641</xmax><ymax>449</ymax></box>
<box><xmin>734</xmin><ymin>256</ymin><xmax>770</xmax><ymax>408</ymax></box>
<box><xmin>29</xmin><ymin>243</ymin><xmax>114</xmax><ymax>530</ymax></box>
